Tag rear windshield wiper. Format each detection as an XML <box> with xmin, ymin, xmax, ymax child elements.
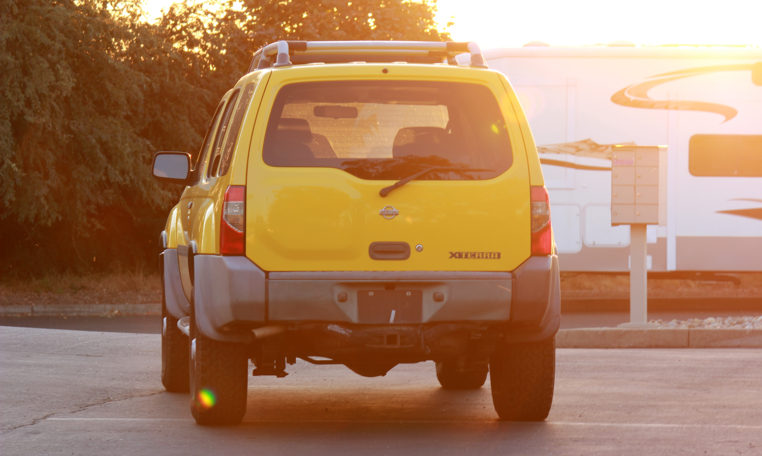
<box><xmin>379</xmin><ymin>166</ymin><xmax>491</xmax><ymax>197</ymax></box>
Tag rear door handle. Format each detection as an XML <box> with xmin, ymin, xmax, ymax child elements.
<box><xmin>369</xmin><ymin>242</ymin><xmax>411</xmax><ymax>260</ymax></box>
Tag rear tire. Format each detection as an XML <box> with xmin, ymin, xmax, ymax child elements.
<box><xmin>435</xmin><ymin>360</ymin><xmax>488</xmax><ymax>390</ymax></box>
<box><xmin>189</xmin><ymin>311</ymin><xmax>248</xmax><ymax>425</ymax></box>
<box><xmin>161</xmin><ymin>287</ymin><xmax>189</xmax><ymax>393</ymax></box>
<box><xmin>489</xmin><ymin>337</ymin><xmax>555</xmax><ymax>421</ymax></box>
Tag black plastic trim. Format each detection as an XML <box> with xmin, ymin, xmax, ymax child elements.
<box><xmin>369</xmin><ymin>242</ymin><xmax>411</xmax><ymax>260</ymax></box>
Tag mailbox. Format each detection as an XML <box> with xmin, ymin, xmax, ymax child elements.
<box><xmin>611</xmin><ymin>145</ymin><xmax>667</xmax><ymax>226</ymax></box>
<box><xmin>610</xmin><ymin>145</ymin><xmax>667</xmax><ymax>326</ymax></box>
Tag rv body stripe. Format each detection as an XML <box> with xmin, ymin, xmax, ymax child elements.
<box><xmin>540</xmin><ymin>158</ymin><xmax>611</xmax><ymax>171</ymax></box>
<box><xmin>718</xmin><ymin>207</ymin><xmax>762</xmax><ymax>222</ymax></box>
<box><xmin>611</xmin><ymin>64</ymin><xmax>755</xmax><ymax>122</ymax></box>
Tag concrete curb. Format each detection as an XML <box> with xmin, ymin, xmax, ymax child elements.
<box><xmin>0</xmin><ymin>303</ymin><xmax>161</xmax><ymax>317</ymax></box>
<box><xmin>562</xmin><ymin>296</ymin><xmax>762</xmax><ymax>313</ymax></box>
<box><xmin>556</xmin><ymin>328</ymin><xmax>762</xmax><ymax>348</ymax></box>
<box><xmin>1</xmin><ymin>304</ymin><xmax>761</xmax><ymax>348</ymax></box>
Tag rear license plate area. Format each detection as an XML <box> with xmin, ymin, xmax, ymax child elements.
<box><xmin>357</xmin><ymin>290</ymin><xmax>422</xmax><ymax>324</ymax></box>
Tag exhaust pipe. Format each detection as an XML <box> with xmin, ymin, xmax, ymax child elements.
<box><xmin>177</xmin><ymin>318</ymin><xmax>284</xmax><ymax>340</ymax></box>
<box><xmin>252</xmin><ymin>325</ymin><xmax>286</xmax><ymax>340</ymax></box>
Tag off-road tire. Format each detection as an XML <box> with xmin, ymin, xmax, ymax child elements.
<box><xmin>189</xmin><ymin>311</ymin><xmax>248</xmax><ymax>426</ymax></box>
<box><xmin>435</xmin><ymin>360</ymin><xmax>488</xmax><ymax>390</ymax></box>
<box><xmin>489</xmin><ymin>337</ymin><xmax>555</xmax><ymax>421</ymax></box>
<box><xmin>161</xmin><ymin>288</ymin><xmax>189</xmax><ymax>393</ymax></box>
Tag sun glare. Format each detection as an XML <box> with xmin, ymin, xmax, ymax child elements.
<box><xmin>142</xmin><ymin>0</ymin><xmax>202</xmax><ymax>22</ymax></box>
<box><xmin>142</xmin><ymin>0</ymin><xmax>761</xmax><ymax>49</ymax></box>
<box><xmin>436</xmin><ymin>0</ymin><xmax>762</xmax><ymax>49</ymax></box>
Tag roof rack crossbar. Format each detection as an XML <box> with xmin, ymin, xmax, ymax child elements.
<box><xmin>246</xmin><ymin>40</ymin><xmax>487</xmax><ymax>73</ymax></box>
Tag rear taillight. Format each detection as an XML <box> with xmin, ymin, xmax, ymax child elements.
<box><xmin>530</xmin><ymin>186</ymin><xmax>552</xmax><ymax>256</ymax></box>
<box><xmin>221</xmin><ymin>185</ymin><xmax>245</xmax><ymax>255</ymax></box>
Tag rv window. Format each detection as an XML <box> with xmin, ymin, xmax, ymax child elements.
<box><xmin>689</xmin><ymin>134</ymin><xmax>762</xmax><ymax>177</ymax></box>
<box><xmin>753</xmin><ymin>62</ymin><xmax>762</xmax><ymax>86</ymax></box>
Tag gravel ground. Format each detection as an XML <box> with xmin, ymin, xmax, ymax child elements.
<box><xmin>651</xmin><ymin>316</ymin><xmax>762</xmax><ymax>329</ymax></box>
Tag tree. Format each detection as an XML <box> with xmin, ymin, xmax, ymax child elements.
<box><xmin>211</xmin><ymin>0</ymin><xmax>449</xmax><ymax>77</ymax></box>
<box><xmin>0</xmin><ymin>0</ymin><xmax>449</xmax><ymax>276</ymax></box>
<box><xmin>0</xmin><ymin>0</ymin><xmax>177</xmax><ymax>274</ymax></box>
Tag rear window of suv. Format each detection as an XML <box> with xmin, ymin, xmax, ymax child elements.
<box><xmin>262</xmin><ymin>80</ymin><xmax>512</xmax><ymax>180</ymax></box>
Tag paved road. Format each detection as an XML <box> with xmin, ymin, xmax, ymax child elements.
<box><xmin>1</xmin><ymin>326</ymin><xmax>761</xmax><ymax>455</ymax></box>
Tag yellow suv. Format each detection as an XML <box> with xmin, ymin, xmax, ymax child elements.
<box><xmin>152</xmin><ymin>41</ymin><xmax>560</xmax><ymax>425</ymax></box>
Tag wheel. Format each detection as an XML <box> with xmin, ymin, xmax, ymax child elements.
<box><xmin>435</xmin><ymin>360</ymin><xmax>488</xmax><ymax>390</ymax></box>
<box><xmin>189</xmin><ymin>310</ymin><xmax>248</xmax><ymax>425</ymax></box>
<box><xmin>161</xmin><ymin>283</ymin><xmax>189</xmax><ymax>393</ymax></box>
<box><xmin>489</xmin><ymin>337</ymin><xmax>555</xmax><ymax>421</ymax></box>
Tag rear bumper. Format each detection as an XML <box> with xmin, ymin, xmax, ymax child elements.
<box><xmin>267</xmin><ymin>270</ymin><xmax>512</xmax><ymax>322</ymax></box>
<box><xmin>190</xmin><ymin>254</ymin><xmax>559</xmax><ymax>343</ymax></box>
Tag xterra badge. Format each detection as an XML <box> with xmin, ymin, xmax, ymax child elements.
<box><xmin>449</xmin><ymin>251</ymin><xmax>502</xmax><ymax>259</ymax></box>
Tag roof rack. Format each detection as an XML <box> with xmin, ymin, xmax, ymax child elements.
<box><xmin>247</xmin><ymin>41</ymin><xmax>487</xmax><ymax>73</ymax></box>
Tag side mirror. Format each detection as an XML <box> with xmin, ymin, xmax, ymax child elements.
<box><xmin>753</xmin><ymin>62</ymin><xmax>762</xmax><ymax>86</ymax></box>
<box><xmin>152</xmin><ymin>152</ymin><xmax>191</xmax><ymax>184</ymax></box>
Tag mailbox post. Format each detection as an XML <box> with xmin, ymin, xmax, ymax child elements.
<box><xmin>611</xmin><ymin>145</ymin><xmax>667</xmax><ymax>326</ymax></box>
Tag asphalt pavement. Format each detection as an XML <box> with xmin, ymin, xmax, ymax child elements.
<box><xmin>2</xmin><ymin>326</ymin><xmax>761</xmax><ymax>455</ymax></box>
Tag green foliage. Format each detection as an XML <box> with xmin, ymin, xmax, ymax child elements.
<box><xmin>217</xmin><ymin>0</ymin><xmax>448</xmax><ymax>75</ymax></box>
<box><xmin>0</xmin><ymin>0</ymin><xmax>179</xmax><ymax>275</ymax></box>
<box><xmin>0</xmin><ymin>0</ymin><xmax>449</xmax><ymax>276</ymax></box>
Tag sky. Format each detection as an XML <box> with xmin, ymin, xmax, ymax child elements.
<box><xmin>435</xmin><ymin>0</ymin><xmax>762</xmax><ymax>48</ymax></box>
<box><xmin>143</xmin><ymin>0</ymin><xmax>762</xmax><ymax>49</ymax></box>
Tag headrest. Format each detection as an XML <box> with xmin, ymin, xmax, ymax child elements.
<box><xmin>393</xmin><ymin>127</ymin><xmax>447</xmax><ymax>158</ymax></box>
<box><xmin>276</xmin><ymin>118</ymin><xmax>312</xmax><ymax>143</ymax></box>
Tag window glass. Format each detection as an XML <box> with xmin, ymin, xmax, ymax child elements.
<box><xmin>208</xmin><ymin>90</ymin><xmax>240</xmax><ymax>178</ymax></box>
<box><xmin>191</xmin><ymin>101</ymin><xmax>225</xmax><ymax>182</ymax></box>
<box><xmin>219</xmin><ymin>83</ymin><xmax>257</xmax><ymax>176</ymax></box>
<box><xmin>262</xmin><ymin>81</ymin><xmax>512</xmax><ymax>180</ymax></box>
<box><xmin>689</xmin><ymin>134</ymin><xmax>762</xmax><ymax>177</ymax></box>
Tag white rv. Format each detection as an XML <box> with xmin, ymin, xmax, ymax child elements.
<box><xmin>486</xmin><ymin>46</ymin><xmax>762</xmax><ymax>272</ymax></box>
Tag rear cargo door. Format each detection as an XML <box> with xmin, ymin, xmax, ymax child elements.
<box><xmin>246</xmin><ymin>69</ymin><xmax>532</xmax><ymax>272</ymax></box>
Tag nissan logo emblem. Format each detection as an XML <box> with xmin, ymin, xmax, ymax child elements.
<box><xmin>379</xmin><ymin>206</ymin><xmax>399</xmax><ymax>220</ymax></box>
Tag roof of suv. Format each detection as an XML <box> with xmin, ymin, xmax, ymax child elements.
<box><xmin>247</xmin><ymin>40</ymin><xmax>488</xmax><ymax>73</ymax></box>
